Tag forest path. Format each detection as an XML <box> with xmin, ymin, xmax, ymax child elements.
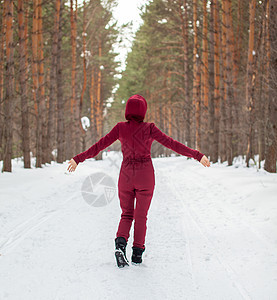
<box><xmin>0</xmin><ymin>152</ymin><xmax>276</xmax><ymax>300</ymax></box>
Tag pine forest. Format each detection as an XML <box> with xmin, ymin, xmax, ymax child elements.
<box><xmin>0</xmin><ymin>0</ymin><xmax>276</xmax><ymax>173</ymax></box>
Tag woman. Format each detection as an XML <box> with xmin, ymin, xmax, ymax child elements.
<box><xmin>67</xmin><ymin>94</ymin><xmax>210</xmax><ymax>268</ymax></box>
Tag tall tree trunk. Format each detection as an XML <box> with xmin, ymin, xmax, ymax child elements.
<box><xmin>56</xmin><ymin>0</ymin><xmax>65</xmax><ymax>163</ymax></box>
<box><xmin>211</xmin><ymin>0</ymin><xmax>220</xmax><ymax>163</ymax></box>
<box><xmin>79</xmin><ymin>0</ymin><xmax>87</xmax><ymax>151</ymax></box>
<box><xmin>47</xmin><ymin>0</ymin><xmax>61</xmax><ymax>163</ymax></box>
<box><xmin>228</xmin><ymin>0</ymin><xmax>239</xmax><ymax>158</ymax></box>
<box><xmin>264</xmin><ymin>0</ymin><xmax>277</xmax><ymax>173</ymax></box>
<box><xmin>258</xmin><ymin>0</ymin><xmax>268</xmax><ymax>168</ymax></box>
<box><xmin>37</xmin><ymin>0</ymin><xmax>47</xmax><ymax>164</ymax></box>
<box><xmin>225</xmin><ymin>0</ymin><xmax>235</xmax><ymax>165</ymax></box>
<box><xmin>178</xmin><ymin>0</ymin><xmax>191</xmax><ymax>147</ymax></box>
<box><xmin>245</xmin><ymin>0</ymin><xmax>256</xmax><ymax>167</ymax></box>
<box><xmin>167</xmin><ymin>73</ymin><xmax>172</xmax><ymax>145</ymax></box>
<box><xmin>0</xmin><ymin>2</ymin><xmax>6</xmax><ymax>161</ymax></box>
<box><xmin>235</xmin><ymin>0</ymin><xmax>244</xmax><ymax>156</ymax></box>
<box><xmin>32</xmin><ymin>0</ymin><xmax>42</xmax><ymax>167</ymax></box>
<box><xmin>201</xmin><ymin>0</ymin><xmax>209</xmax><ymax>154</ymax></box>
<box><xmin>70</xmin><ymin>0</ymin><xmax>79</xmax><ymax>157</ymax></box>
<box><xmin>208</xmin><ymin>0</ymin><xmax>215</xmax><ymax>162</ymax></box>
<box><xmin>97</xmin><ymin>39</ymin><xmax>102</xmax><ymax>139</ymax></box>
<box><xmin>95</xmin><ymin>38</ymin><xmax>103</xmax><ymax>161</ymax></box>
<box><xmin>90</xmin><ymin>64</ymin><xmax>96</xmax><ymax>146</ymax></box>
<box><xmin>18</xmin><ymin>0</ymin><xmax>31</xmax><ymax>168</ymax></box>
<box><xmin>31</xmin><ymin>0</ymin><xmax>38</xmax><ymax>114</ymax></box>
<box><xmin>220</xmin><ymin>0</ymin><xmax>228</xmax><ymax>163</ymax></box>
<box><xmin>2</xmin><ymin>0</ymin><xmax>14</xmax><ymax>172</ymax></box>
<box><xmin>192</xmin><ymin>0</ymin><xmax>201</xmax><ymax>150</ymax></box>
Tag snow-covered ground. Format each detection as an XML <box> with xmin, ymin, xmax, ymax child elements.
<box><xmin>0</xmin><ymin>152</ymin><xmax>277</xmax><ymax>300</ymax></box>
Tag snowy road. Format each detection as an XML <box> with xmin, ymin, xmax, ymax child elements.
<box><xmin>0</xmin><ymin>152</ymin><xmax>277</xmax><ymax>300</ymax></box>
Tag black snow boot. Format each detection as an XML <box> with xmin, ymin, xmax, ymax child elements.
<box><xmin>131</xmin><ymin>246</ymin><xmax>145</xmax><ymax>265</ymax></box>
<box><xmin>115</xmin><ymin>237</ymin><xmax>129</xmax><ymax>268</ymax></box>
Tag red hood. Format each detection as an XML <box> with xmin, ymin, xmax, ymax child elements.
<box><xmin>125</xmin><ymin>94</ymin><xmax>147</xmax><ymax>122</ymax></box>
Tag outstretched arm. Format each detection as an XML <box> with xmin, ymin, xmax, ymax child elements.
<box><xmin>150</xmin><ymin>122</ymin><xmax>210</xmax><ymax>166</ymax></box>
<box><xmin>67</xmin><ymin>123</ymin><xmax>119</xmax><ymax>172</ymax></box>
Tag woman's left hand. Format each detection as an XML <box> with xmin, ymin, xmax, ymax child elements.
<box><xmin>67</xmin><ymin>158</ymin><xmax>77</xmax><ymax>172</ymax></box>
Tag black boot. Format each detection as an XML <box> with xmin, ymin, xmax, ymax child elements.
<box><xmin>131</xmin><ymin>246</ymin><xmax>145</xmax><ymax>265</ymax></box>
<box><xmin>115</xmin><ymin>237</ymin><xmax>129</xmax><ymax>268</ymax></box>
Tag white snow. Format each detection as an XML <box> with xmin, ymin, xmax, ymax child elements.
<box><xmin>81</xmin><ymin>116</ymin><xmax>90</xmax><ymax>131</ymax></box>
<box><xmin>0</xmin><ymin>152</ymin><xmax>277</xmax><ymax>300</ymax></box>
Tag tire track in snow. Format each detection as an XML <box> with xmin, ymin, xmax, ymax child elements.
<box><xmin>184</xmin><ymin>169</ymin><xmax>276</xmax><ymax>255</ymax></box>
<box><xmin>167</xmin><ymin>172</ymin><xmax>252</xmax><ymax>300</ymax></box>
<box><xmin>182</xmin><ymin>202</ymin><xmax>252</xmax><ymax>300</ymax></box>
<box><xmin>0</xmin><ymin>193</ymin><xmax>78</xmax><ymax>255</ymax></box>
<box><xmin>180</xmin><ymin>205</ymin><xmax>198</xmax><ymax>296</ymax></box>
<box><xmin>158</xmin><ymin>167</ymin><xmax>198</xmax><ymax>296</ymax></box>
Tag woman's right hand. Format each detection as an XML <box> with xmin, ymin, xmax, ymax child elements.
<box><xmin>200</xmin><ymin>155</ymin><xmax>210</xmax><ymax>167</ymax></box>
<box><xmin>67</xmin><ymin>158</ymin><xmax>77</xmax><ymax>172</ymax></box>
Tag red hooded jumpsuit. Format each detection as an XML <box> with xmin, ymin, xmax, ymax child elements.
<box><xmin>73</xmin><ymin>95</ymin><xmax>204</xmax><ymax>250</ymax></box>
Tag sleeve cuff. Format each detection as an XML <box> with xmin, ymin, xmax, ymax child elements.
<box><xmin>195</xmin><ymin>151</ymin><xmax>204</xmax><ymax>162</ymax></box>
<box><xmin>73</xmin><ymin>155</ymin><xmax>80</xmax><ymax>165</ymax></box>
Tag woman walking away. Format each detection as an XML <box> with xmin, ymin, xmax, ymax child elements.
<box><xmin>67</xmin><ymin>94</ymin><xmax>211</xmax><ymax>268</ymax></box>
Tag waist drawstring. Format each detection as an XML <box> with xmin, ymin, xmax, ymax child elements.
<box><xmin>124</xmin><ymin>157</ymin><xmax>151</xmax><ymax>163</ymax></box>
<box><xmin>123</xmin><ymin>157</ymin><xmax>152</xmax><ymax>176</ymax></box>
